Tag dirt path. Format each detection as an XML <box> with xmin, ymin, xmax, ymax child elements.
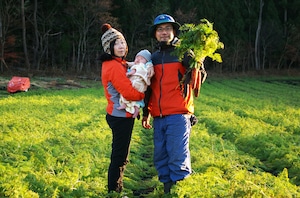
<box><xmin>0</xmin><ymin>76</ymin><xmax>96</xmax><ymax>97</ymax></box>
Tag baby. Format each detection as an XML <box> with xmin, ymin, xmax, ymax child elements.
<box><xmin>118</xmin><ymin>49</ymin><xmax>154</xmax><ymax>118</ymax></box>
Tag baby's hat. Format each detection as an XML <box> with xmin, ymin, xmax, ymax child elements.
<box><xmin>136</xmin><ymin>49</ymin><xmax>151</xmax><ymax>62</ymax></box>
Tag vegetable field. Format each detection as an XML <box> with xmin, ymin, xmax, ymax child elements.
<box><xmin>0</xmin><ymin>76</ymin><xmax>299</xmax><ymax>197</ymax></box>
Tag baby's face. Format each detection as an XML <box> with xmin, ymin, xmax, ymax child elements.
<box><xmin>134</xmin><ymin>55</ymin><xmax>147</xmax><ymax>64</ymax></box>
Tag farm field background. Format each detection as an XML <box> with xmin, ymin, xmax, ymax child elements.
<box><xmin>0</xmin><ymin>75</ymin><xmax>299</xmax><ymax>197</ymax></box>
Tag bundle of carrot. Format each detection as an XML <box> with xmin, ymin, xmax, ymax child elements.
<box><xmin>173</xmin><ymin>19</ymin><xmax>224</xmax><ymax>97</ymax></box>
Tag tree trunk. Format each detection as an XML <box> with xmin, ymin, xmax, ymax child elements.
<box><xmin>255</xmin><ymin>0</ymin><xmax>264</xmax><ymax>70</ymax></box>
<box><xmin>21</xmin><ymin>0</ymin><xmax>30</xmax><ymax>70</ymax></box>
<box><xmin>33</xmin><ymin>0</ymin><xmax>39</xmax><ymax>70</ymax></box>
<box><xmin>0</xmin><ymin>14</ymin><xmax>4</xmax><ymax>71</ymax></box>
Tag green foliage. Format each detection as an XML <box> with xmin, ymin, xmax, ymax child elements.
<box><xmin>173</xmin><ymin>19</ymin><xmax>224</xmax><ymax>69</ymax></box>
<box><xmin>0</xmin><ymin>76</ymin><xmax>300</xmax><ymax>197</ymax></box>
<box><xmin>0</xmin><ymin>85</ymin><xmax>109</xmax><ymax>197</ymax></box>
<box><xmin>172</xmin><ymin>168</ymin><xmax>299</xmax><ymax>197</ymax></box>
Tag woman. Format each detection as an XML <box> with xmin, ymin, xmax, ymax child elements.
<box><xmin>99</xmin><ymin>23</ymin><xmax>144</xmax><ymax>193</ymax></box>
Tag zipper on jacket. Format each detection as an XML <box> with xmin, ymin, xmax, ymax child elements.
<box><xmin>158</xmin><ymin>51</ymin><xmax>164</xmax><ymax>117</ymax></box>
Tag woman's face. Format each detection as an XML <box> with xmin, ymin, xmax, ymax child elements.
<box><xmin>155</xmin><ymin>23</ymin><xmax>174</xmax><ymax>43</ymax></box>
<box><xmin>113</xmin><ymin>38</ymin><xmax>127</xmax><ymax>57</ymax></box>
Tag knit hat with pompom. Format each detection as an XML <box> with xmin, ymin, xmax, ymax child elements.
<box><xmin>101</xmin><ymin>23</ymin><xmax>125</xmax><ymax>54</ymax></box>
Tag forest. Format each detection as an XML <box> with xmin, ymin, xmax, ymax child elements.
<box><xmin>0</xmin><ymin>0</ymin><xmax>300</xmax><ymax>76</ymax></box>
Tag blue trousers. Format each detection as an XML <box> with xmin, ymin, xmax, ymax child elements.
<box><xmin>153</xmin><ymin>114</ymin><xmax>192</xmax><ymax>183</ymax></box>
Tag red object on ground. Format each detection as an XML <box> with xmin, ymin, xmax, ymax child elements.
<box><xmin>7</xmin><ymin>76</ymin><xmax>31</xmax><ymax>93</ymax></box>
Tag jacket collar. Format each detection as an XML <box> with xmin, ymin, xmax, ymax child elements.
<box><xmin>113</xmin><ymin>56</ymin><xmax>127</xmax><ymax>67</ymax></box>
<box><xmin>157</xmin><ymin>37</ymin><xmax>179</xmax><ymax>50</ymax></box>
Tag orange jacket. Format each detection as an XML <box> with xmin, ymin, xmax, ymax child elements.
<box><xmin>101</xmin><ymin>57</ymin><xmax>144</xmax><ymax>117</ymax></box>
<box><xmin>146</xmin><ymin>45</ymin><xmax>194</xmax><ymax>117</ymax></box>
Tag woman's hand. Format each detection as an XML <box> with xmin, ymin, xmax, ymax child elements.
<box><xmin>126</xmin><ymin>61</ymin><xmax>134</xmax><ymax>67</ymax></box>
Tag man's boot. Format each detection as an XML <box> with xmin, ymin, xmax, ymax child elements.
<box><xmin>164</xmin><ymin>181</ymin><xmax>176</xmax><ymax>194</ymax></box>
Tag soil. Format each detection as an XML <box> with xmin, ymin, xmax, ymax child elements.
<box><xmin>0</xmin><ymin>76</ymin><xmax>99</xmax><ymax>97</ymax></box>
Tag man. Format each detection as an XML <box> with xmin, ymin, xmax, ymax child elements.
<box><xmin>142</xmin><ymin>14</ymin><xmax>199</xmax><ymax>194</ymax></box>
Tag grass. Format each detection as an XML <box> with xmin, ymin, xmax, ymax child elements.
<box><xmin>0</xmin><ymin>75</ymin><xmax>300</xmax><ymax>197</ymax></box>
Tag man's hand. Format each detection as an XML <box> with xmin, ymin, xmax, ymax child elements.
<box><xmin>142</xmin><ymin>116</ymin><xmax>152</xmax><ymax>129</ymax></box>
<box><xmin>146</xmin><ymin>62</ymin><xmax>155</xmax><ymax>77</ymax></box>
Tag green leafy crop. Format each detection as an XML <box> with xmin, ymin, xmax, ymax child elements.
<box><xmin>0</xmin><ymin>77</ymin><xmax>299</xmax><ymax>197</ymax></box>
<box><xmin>174</xmin><ymin>19</ymin><xmax>224</xmax><ymax>69</ymax></box>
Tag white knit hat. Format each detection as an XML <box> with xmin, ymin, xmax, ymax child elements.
<box><xmin>136</xmin><ymin>49</ymin><xmax>151</xmax><ymax>62</ymax></box>
<box><xmin>101</xmin><ymin>23</ymin><xmax>125</xmax><ymax>54</ymax></box>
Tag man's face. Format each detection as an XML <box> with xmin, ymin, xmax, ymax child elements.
<box><xmin>155</xmin><ymin>23</ymin><xmax>174</xmax><ymax>43</ymax></box>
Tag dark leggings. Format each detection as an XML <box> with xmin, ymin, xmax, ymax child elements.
<box><xmin>106</xmin><ymin>114</ymin><xmax>134</xmax><ymax>193</ymax></box>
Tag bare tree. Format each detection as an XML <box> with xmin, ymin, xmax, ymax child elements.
<box><xmin>33</xmin><ymin>0</ymin><xmax>39</xmax><ymax>70</ymax></box>
<box><xmin>255</xmin><ymin>0</ymin><xmax>264</xmax><ymax>70</ymax></box>
<box><xmin>0</xmin><ymin>0</ymin><xmax>19</xmax><ymax>72</ymax></box>
<box><xmin>21</xmin><ymin>0</ymin><xmax>30</xmax><ymax>70</ymax></box>
<box><xmin>278</xmin><ymin>25</ymin><xmax>300</xmax><ymax>69</ymax></box>
<box><xmin>29</xmin><ymin>0</ymin><xmax>60</xmax><ymax>70</ymax></box>
<box><xmin>0</xmin><ymin>13</ymin><xmax>7</xmax><ymax>71</ymax></box>
<box><xmin>66</xmin><ymin>0</ymin><xmax>116</xmax><ymax>73</ymax></box>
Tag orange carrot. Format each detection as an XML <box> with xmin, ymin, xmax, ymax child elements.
<box><xmin>191</xmin><ymin>68</ymin><xmax>198</xmax><ymax>89</ymax></box>
<box><xmin>194</xmin><ymin>69</ymin><xmax>202</xmax><ymax>97</ymax></box>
